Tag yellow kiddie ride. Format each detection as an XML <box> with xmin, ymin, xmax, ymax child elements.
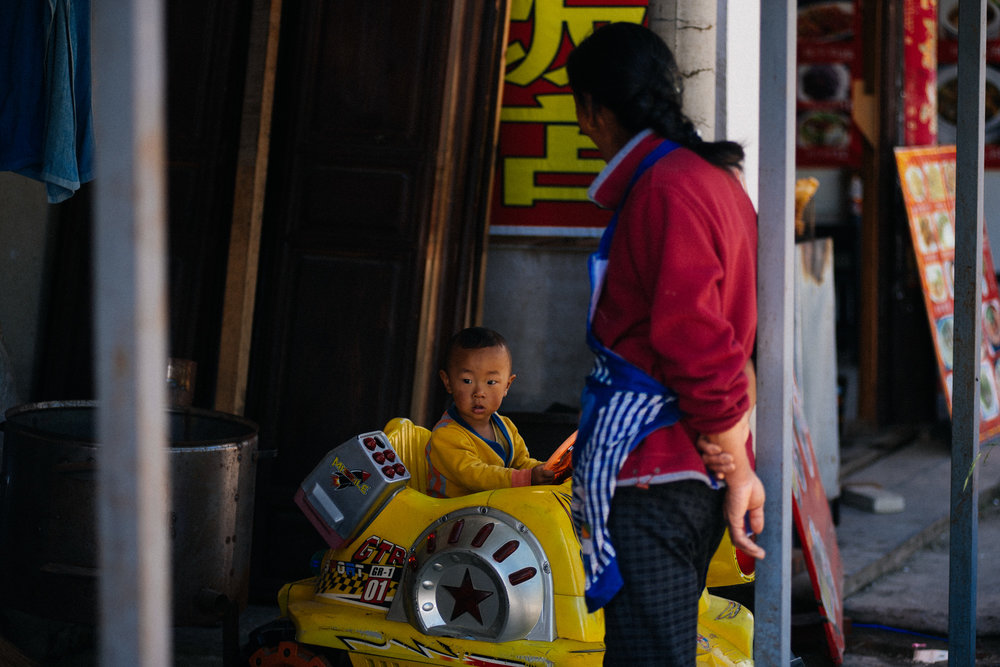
<box><xmin>247</xmin><ymin>419</ymin><xmax>755</xmax><ymax>666</ymax></box>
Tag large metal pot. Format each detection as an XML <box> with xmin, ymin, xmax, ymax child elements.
<box><xmin>0</xmin><ymin>401</ymin><xmax>258</xmax><ymax>626</ymax></box>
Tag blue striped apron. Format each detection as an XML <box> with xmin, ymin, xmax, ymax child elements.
<box><xmin>571</xmin><ymin>139</ymin><xmax>683</xmax><ymax>612</ymax></box>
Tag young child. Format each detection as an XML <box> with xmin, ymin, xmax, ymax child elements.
<box><xmin>425</xmin><ymin>327</ymin><xmax>556</xmax><ymax>498</ymax></box>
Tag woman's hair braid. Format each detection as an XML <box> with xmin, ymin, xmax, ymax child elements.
<box><xmin>567</xmin><ymin>22</ymin><xmax>744</xmax><ymax>171</ymax></box>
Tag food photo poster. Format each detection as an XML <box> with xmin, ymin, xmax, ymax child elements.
<box><xmin>895</xmin><ymin>146</ymin><xmax>1000</xmax><ymax>441</ymax></box>
<box><xmin>796</xmin><ymin>0</ymin><xmax>862</xmax><ymax>167</ymax></box>
<box><xmin>937</xmin><ymin>0</ymin><xmax>1000</xmax><ymax>166</ymax></box>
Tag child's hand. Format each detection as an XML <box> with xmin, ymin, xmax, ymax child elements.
<box><xmin>530</xmin><ymin>464</ymin><xmax>556</xmax><ymax>486</ymax></box>
<box><xmin>697</xmin><ymin>435</ymin><xmax>735</xmax><ymax>480</ymax></box>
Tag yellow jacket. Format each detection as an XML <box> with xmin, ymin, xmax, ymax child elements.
<box><xmin>425</xmin><ymin>407</ymin><xmax>543</xmax><ymax>498</ymax></box>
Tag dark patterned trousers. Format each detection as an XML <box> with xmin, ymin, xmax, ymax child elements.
<box><xmin>603</xmin><ymin>480</ymin><xmax>727</xmax><ymax>666</ymax></box>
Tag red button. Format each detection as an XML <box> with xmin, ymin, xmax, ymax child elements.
<box><xmin>363</xmin><ymin>437</ymin><xmax>377</xmax><ymax>450</ymax></box>
<box><xmin>373</xmin><ymin>452</ymin><xmax>385</xmax><ymax>464</ymax></box>
<box><xmin>384</xmin><ymin>450</ymin><xmax>396</xmax><ymax>462</ymax></box>
<box><xmin>382</xmin><ymin>465</ymin><xmax>396</xmax><ymax>478</ymax></box>
<box><xmin>394</xmin><ymin>463</ymin><xmax>406</xmax><ymax>476</ymax></box>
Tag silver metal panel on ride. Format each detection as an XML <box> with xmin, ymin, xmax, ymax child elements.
<box><xmin>295</xmin><ymin>431</ymin><xmax>410</xmax><ymax>548</ymax></box>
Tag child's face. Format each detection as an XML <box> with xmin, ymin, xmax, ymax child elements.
<box><xmin>439</xmin><ymin>345</ymin><xmax>515</xmax><ymax>429</ymax></box>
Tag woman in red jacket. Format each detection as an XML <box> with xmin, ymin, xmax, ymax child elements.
<box><xmin>566</xmin><ymin>22</ymin><xmax>765</xmax><ymax>665</ymax></box>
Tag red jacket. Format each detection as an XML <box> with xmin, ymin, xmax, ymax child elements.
<box><xmin>589</xmin><ymin>131</ymin><xmax>757</xmax><ymax>486</ymax></box>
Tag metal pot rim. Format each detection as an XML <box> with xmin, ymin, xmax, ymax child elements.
<box><xmin>3</xmin><ymin>400</ymin><xmax>259</xmax><ymax>447</ymax></box>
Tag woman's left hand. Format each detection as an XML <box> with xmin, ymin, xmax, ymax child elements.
<box><xmin>697</xmin><ymin>436</ymin><xmax>735</xmax><ymax>479</ymax></box>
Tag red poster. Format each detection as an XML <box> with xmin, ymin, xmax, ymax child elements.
<box><xmin>796</xmin><ymin>0</ymin><xmax>863</xmax><ymax>167</ymax></box>
<box><xmin>895</xmin><ymin>146</ymin><xmax>1000</xmax><ymax>441</ymax></box>
<box><xmin>792</xmin><ymin>383</ymin><xmax>845</xmax><ymax>665</ymax></box>
<box><xmin>490</xmin><ymin>1</ymin><xmax>648</xmax><ymax>236</ymax></box>
<box><xmin>937</xmin><ymin>1</ymin><xmax>1000</xmax><ymax>167</ymax></box>
<box><xmin>903</xmin><ymin>0</ymin><xmax>938</xmax><ymax>146</ymax></box>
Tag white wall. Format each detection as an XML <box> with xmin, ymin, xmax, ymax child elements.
<box><xmin>723</xmin><ymin>0</ymin><xmax>761</xmax><ymax>207</ymax></box>
<box><xmin>481</xmin><ymin>244</ymin><xmax>594</xmax><ymax>412</ymax></box>
<box><xmin>797</xmin><ymin>167</ymin><xmax>845</xmax><ymax>223</ymax></box>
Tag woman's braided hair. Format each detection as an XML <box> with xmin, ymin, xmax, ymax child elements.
<box><xmin>566</xmin><ymin>22</ymin><xmax>745</xmax><ymax>170</ymax></box>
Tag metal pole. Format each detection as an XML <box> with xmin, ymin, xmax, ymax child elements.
<box><xmin>949</xmin><ymin>0</ymin><xmax>987</xmax><ymax>663</ymax></box>
<box><xmin>755</xmin><ymin>0</ymin><xmax>796</xmax><ymax>664</ymax></box>
<box><xmin>91</xmin><ymin>0</ymin><xmax>172</xmax><ymax>663</ymax></box>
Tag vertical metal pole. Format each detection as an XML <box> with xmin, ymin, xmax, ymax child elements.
<box><xmin>950</xmin><ymin>0</ymin><xmax>986</xmax><ymax>664</ymax></box>
<box><xmin>92</xmin><ymin>0</ymin><xmax>172</xmax><ymax>664</ymax></box>
<box><xmin>755</xmin><ymin>0</ymin><xmax>796</xmax><ymax>664</ymax></box>
<box><xmin>754</xmin><ymin>0</ymin><xmax>796</xmax><ymax>665</ymax></box>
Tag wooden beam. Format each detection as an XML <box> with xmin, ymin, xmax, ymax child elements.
<box><xmin>215</xmin><ymin>0</ymin><xmax>282</xmax><ymax>415</ymax></box>
<box><xmin>857</xmin><ymin>141</ymin><xmax>880</xmax><ymax>423</ymax></box>
<box><xmin>855</xmin><ymin>0</ymin><xmax>895</xmax><ymax>425</ymax></box>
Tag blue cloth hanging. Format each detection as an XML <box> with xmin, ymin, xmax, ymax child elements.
<box><xmin>1</xmin><ymin>0</ymin><xmax>94</xmax><ymax>203</ymax></box>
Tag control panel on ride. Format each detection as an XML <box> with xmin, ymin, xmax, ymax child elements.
<box><xmin>294</xmin><ymin>431</ymin><xmax>411</xmax><ymax>549</ymax></box>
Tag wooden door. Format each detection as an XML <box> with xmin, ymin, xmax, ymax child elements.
<box><xmin>244</xmin><ymin>0</ymin><xmax>506</xmax><ymax>593</ymax></box>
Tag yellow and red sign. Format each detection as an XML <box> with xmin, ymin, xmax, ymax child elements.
<box><xmin>490</xmin><ymin>0</ymin><xmax>648</xmax><ymax>236</ymax></box>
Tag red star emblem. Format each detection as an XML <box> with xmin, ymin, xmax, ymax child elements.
<box><xmin>442</xmin><ymin>568</ymin><xmax>493</xmax><ymax>624</ymax></box>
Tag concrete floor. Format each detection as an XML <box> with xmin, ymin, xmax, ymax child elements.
<box><xmin>805</xmin><ymin>429</ymin><xmax>1000</xmax><ymax>666</ymax></box>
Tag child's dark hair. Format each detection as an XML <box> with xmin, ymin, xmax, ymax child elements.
<box><xmin>443</xmin><ymin>327</ymin><xmax>510</xmax><ymax>370</ymax></box>
<box><xmin>566</xmin><ymin>22</ymin><xmax>745</xmax><ymax>171</ymax></box>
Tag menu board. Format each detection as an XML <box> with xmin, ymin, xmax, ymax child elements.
<box><xmin>796</xmin><ymin>0</ymin><xmax>862</xmax><ymax>167</ymax></box>
<box><xmin>792</xmin><ymin>383</ymin><xmax>845</xmax><ymax>665</ymax></box>
<box><xmin>937</xmin><ymin>0</ymin><xmax>1000</xmax><ymax>167</ymax></box>
<box><xmin>895</xmin><ymin>146</ymin><xmax>1000</xmax><ymax>441</ymax></box>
